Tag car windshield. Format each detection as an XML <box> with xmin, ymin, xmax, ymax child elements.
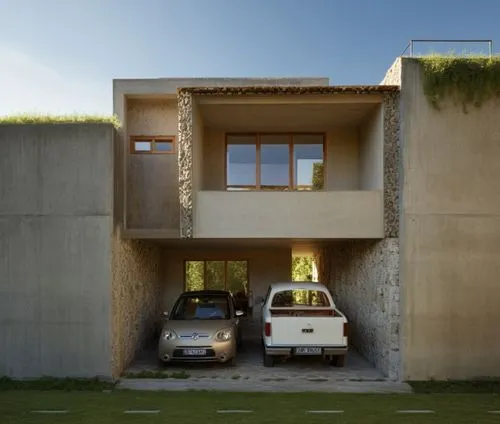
<box><xmin>271</xmin><ymin>289</ymin><xmax>330</xmax><ymax>307</ymax></box>
<box><xmin>171</xmin><ymin>295</ymin><xmax>230</xmax><ymax>320</ymax></box>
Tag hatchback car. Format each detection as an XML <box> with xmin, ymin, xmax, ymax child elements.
<box><xmin>158</xmin><ymin>290</ymin><xmax>245</xmax><ymax>365</ymax></box>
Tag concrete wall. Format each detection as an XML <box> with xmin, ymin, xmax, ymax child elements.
<box><xmin>330</xmin><ymin>239</ymin><xmax>400</xmax><ymax>379</ymax></box>
<box><xmin>399</xmin><ymin>59</ymin><xmax>500</xmax><ymax>380</ymax></box>
<box><xmin>359</xmin><ymin>105</ymin><xmax>384</xmax><ymax>190</ymax></box>
<box><xmin>161</xmin><ymin>247</ymin><xmax>291</xmax><ymax>319</ymax></box>
<box><xmin>111</xmin><ymin>236</ymin><xmax>162</xmax><ymax>377</ymax></box>
<box><xmin>201</xmin><ymin>127</ymin><xmax>360</xmax><ymax>190</ymax></box>
<box><xmin>125</xmin><ymin>99</ymin><xmax>179</xmax><ymax>231</ymax></box>
<box><xmin>194</xmin><ymin>190</ymin><xmax>384</xmax><ymax>239</ymax></box>
<box><xmin>0</xmin><ymin>124</ymin><xmax>114</xmax><ymax>379</ymax></box>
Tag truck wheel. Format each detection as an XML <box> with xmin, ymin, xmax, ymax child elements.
<box><xmin>263</xmin><ymin>352</ymin><xmax>274</xmax><ymax>367</ymax></box>
<box><xmin>330</xmin><ymin>355</ymin><xmax>346</xmax><ymax>367</ymax></box>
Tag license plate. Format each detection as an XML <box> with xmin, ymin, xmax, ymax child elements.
<box><xmin>182</xmin><ymin>349</ymin><xmax>206</xmax><ymax>356</ymax></box>
<box><xmin>295</xmin><ymin>347</ymin><xmax>322</xmax><ymax>355</ymax></box>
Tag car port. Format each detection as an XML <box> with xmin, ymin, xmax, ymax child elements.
<box><xmin>121</xmin><ymin>241</ymin><xmax>399</xmax><ymax>383</ymax></box>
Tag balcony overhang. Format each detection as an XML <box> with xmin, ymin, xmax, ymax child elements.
<box><xmin>183</xmin><ymin>86</ymin><xmax>398</xmax><ymax>131</ymax></box>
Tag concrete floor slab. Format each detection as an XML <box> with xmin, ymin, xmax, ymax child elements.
<box><xmin>123</xmin><ymin>319</ymin><xmax>411</xmax><ymax>392</ymax></box>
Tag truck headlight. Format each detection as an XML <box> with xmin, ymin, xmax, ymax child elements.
<box><xmin>161</xmin><ymin>329</ymin><xmax>177</xmax><ymax>341</ymax></box>
<box><xmin>215</xmin><ymin>328</ymin><xmax>232</xmax><ymax>341</ymax></box>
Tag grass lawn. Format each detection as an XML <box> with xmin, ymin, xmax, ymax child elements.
<box><xmin>1</xmin><ymin>390</ymin><xmax>500</xmax><ymax>424</ymax></box>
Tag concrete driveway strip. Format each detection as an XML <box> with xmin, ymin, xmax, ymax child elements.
<box><xmin>117</xmin><ymin>378</ymin><xmax>412</xmax><ymax>393</ymax></box>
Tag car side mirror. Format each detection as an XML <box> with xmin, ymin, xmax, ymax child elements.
<box><xmin>161</xmin><ymin>311</ymin><xmax>169</xmax><ymax>318</ymax></box>
<box><xmin>235</xmin><ymin>310</ymin><xmax>246</xmax><ymax>318</ymax></box>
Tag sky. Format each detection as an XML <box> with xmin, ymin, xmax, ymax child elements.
<box><xmin>0</xmin><ymin>0</ymin><xmax>499</xmax><ymax>115</ymax></box>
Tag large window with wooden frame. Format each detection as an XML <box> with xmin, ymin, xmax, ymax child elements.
<box><xmin>226</xmin><ymin>133</ymin><xmax>325</xmax><ymax>190</ymax></box>
<box><xmin>184</xmin><ymin>260</ymin><xmax>249</xmax><ymax>295</ymax></box>
<box><xmin>130</xmin><ymin>136</ymin><xmax>176</xmax><ymax>154</ymax></box>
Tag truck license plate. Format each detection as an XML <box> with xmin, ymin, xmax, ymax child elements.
<box><xmin>295</xmin><ymin>347</ymin><xmax>322</xmax><ymax>355</ymax></box>
<box><xmin>183</xmin><ymin>349</ymin><xmax>206</xmax><ymax>356</ymax></box>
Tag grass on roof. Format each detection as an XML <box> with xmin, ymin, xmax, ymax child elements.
<box><xmin>0</xmin><ymin>114</ymin><xmax>121</xmax><ymax>128</ymax></box>
<box><xmin>414</xmin><ymin>54</ymin><xmax>500</xmax><ymax>111</ymax></box>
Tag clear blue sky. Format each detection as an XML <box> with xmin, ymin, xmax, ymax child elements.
<box><xmin>0</xmin><ymin>0</ymin><xmax>498</xmax><ymax>115</ymax></box>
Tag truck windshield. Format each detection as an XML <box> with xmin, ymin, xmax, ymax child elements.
<box><xmin>271</xmin><ymin>289</ymin><xmax>330</xmax><ymax>307</ymax></box>
<box><xmin>171</xmin><ymin>295</ymin><xmax>230</xmax><ymax>320</ymax></box>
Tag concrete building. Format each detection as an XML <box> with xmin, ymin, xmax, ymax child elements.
<box><xmin>1</xmin><ymin>58</ymin><xmax>500</xmax><ymax>381</ymax></box>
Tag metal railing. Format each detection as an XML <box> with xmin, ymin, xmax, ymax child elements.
<box><xmin>401</xmin><ymin>39</ymin><xmax>494</xmax><ymax>58</ymax></box>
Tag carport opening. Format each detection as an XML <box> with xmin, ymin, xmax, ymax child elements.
<box><xmin>291</xmin><ymin>255</ymin><xmax>315</xmax><ymax>281</ymax></box>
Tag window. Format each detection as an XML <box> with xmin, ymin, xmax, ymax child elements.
<box><xmin>271</xmin><ymin>289</ymin><xmax>330</xmax><ymax>308</ymax></box>
<box><xmin>185</xmin><ymin>260</ymin><xmax>248</xmax><ymax>295</ymax></box>
<box><xmin>130</xmin><ymin>136</ymin><xmax>175</xmax><ymax>154</ymax></box>
<box><xmin>226</xmin><ymin>133</ymin><xmax>324</xmax><ymax>190</ymax></box>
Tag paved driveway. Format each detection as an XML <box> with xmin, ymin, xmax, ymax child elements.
<box><xmin>126</xmin><ymin>318</ymin><xmax>387</xmax><ymax>384</ymax></box>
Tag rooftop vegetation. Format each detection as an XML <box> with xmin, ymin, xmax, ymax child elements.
<box><xmin>0</xmin><ymin>114</ymin><xmax>121</xmax><ymax>128</ymax></box>
<box><xmin>416</xmin><ymin>54</ymin><xmax>500</xmax><ymax>112</ymax></box>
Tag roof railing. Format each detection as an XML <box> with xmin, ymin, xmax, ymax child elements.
<box><xmin>401</xmin><ymin>39</ymin><xmax>494</xmax><ymax>58</ymax></box>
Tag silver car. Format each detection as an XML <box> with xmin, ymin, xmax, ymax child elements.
<box><xmin>158</xmin><ymin>290</ymin><xmax>246</xmax><ymax>365</ymax></box>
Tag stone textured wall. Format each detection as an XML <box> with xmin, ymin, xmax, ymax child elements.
<box><xmin>383</xmin><ymin>92</ymin><xmax>400</xmax><ymax>238</ymax></box>
<box><xmin>330</xmin><ymin>239</ymin><xmax>400</xmax><ymax>379</ymax></box>
<box><xmin>177</xmin><ymin>91</ymin><xmax>193</xmax><ymax>238</ymax></box>
<box><xmin>111</xmin><ymin>234</ymin><xmax>162</xmax><ymax>377</ymax></box>
<box><xmin>381</xmin><ymin>58</ymin><xmax>402</xmax><ymax>86</ymax></box>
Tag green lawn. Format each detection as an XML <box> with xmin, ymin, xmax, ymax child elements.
<box><xmin>1</xmin><ymin>390</ymin><xmax>500</xmax><ymax>424</ymax></box>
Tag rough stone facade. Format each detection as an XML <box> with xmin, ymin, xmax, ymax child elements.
<box><xmin>111</xmin><ymin>233</ymin><xmax>162</xmax><ymax>378</ymax></box>
<box><xmin>177</xmin><ymin>91</ymin><xmax>193</xmax><ymax>238</ymax></box>
<box><xmin>381</xmin><ymin>58</ymin><xmax>402</xmax><ymax>86</ymax></box>
<box><xmin>383</xmin><ymin>92</ymin><xmax>400</xmax><ymax>238</ymax></box>
<box><xmin>330</xmin><ymin>239</ymin><xmax>400</xmax><ymax>379</ymax></box>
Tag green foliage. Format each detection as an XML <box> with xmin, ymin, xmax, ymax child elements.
<box><xmin>312</xmin><ymin>162</ymin><xmax>324</xmax><ymax>190</ymax></box>
<box><xmin>292</xmin><ymin>256</ymin><xmax>313</xmax><ymax>281</ymax></box>
<box><xmin>0</xmin><ymin>376</ymin><xmax>115</xmax><ymax>391</ymax></box>
<box><xmin>417</xmin><ymin>55</ymin><xmax>500</xmax><ymax>112</ymax></box>
<box><xmin>185</xmin><ymin>261</ymin><xmax>248</xmax><ymax>293</ymax></box>
<box><xmin>0</xmin><ymin>113</ymin><xmax>121</xmax><ymax>128</ymax></box>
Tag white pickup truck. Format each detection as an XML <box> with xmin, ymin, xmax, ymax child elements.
<box><xmin>260</xmin><ymin>282</ymin><xmax>348</xmax><ymax>367</ymax></box>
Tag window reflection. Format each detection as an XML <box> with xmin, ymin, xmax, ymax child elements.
<box><xmin>294</xmin><ymin>144</ymin><xmax>324</xmax><ymax>190</ymax></box>
<box><xmin>227</xmin><ymin>138</ymin><xmax>257</xmax><ymax>187</ymax></box>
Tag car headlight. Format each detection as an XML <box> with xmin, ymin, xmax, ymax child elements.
<box><xmin>215</xmin><ymin>328</ymin><xmax>232</xmax><ymax>342</ymax></box>
<box><xmin>161</xmin><ymin>329</ymin><xmax>177</xmax><ymax>341</ymax></box>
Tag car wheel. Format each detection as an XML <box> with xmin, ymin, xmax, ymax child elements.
<box><xmin>330</xmin><ymin>355</ymin><xmax>346</xmax><ymax>367</ymax></box>
<box><xmin>263</xmin><ymin>352</ymin><xmax>274</xmax><ymax>367</ymax></box>
<box><xmin>228</xmin><ymin>357</ymin><xmax>237</xmax><ymax>367</ymax></box>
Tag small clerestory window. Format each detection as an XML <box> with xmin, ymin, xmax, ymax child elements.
<box><xmin>130</xmin><ymin>136</ymin><xmax>176</xmax><ymax>154</ymax></box>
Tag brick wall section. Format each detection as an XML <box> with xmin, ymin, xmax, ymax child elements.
<box><xmin>111</xmin><ymin>235</ymin><xmax>162</xmax><ymax>377</ymax></box>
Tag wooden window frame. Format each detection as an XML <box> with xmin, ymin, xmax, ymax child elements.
<box><xmin>183</xmin><ymin>259</ymin><xmax>249</xmax><ymax>293</ymax></box>
<box><xmin>225</xmin><ymin>132</ymin><xmax>326</xmax><ymax>191</ymax></box>
<box><xmin>130</xmin><ymin>135</ymin><xmax>176</xmax><ymax>154</ymax></box>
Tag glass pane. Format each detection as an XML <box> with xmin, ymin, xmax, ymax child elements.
<box><xmin>185</xmin><ymin>261</ymin><xmax>204</xmax><ymax>291</ymax></box>
<box><xmin>134</xmin><ymin>141</ymin><xmax>152</xmax><ymax>152</ymax></box>
<box><xmin>260</xmin><ymin>144</ymin><xmax>289</xmax><ymax>188</ymax></box>
<box><xmin>271</xmin><ymin>289</ymin><xmax>330</xmax><ymax>307</ymax></box>
<box><xmin>205</xmin><ymin>261</ymin><xmax>225</xmax><ymax>290</ymax></box>
<box><xmin>154</xmin><ymin>141</ymin><xmax>173</xmax><ymax>152</ymax></box>
<box><xmin>227</xmin><ymin>144</ymin><xmax>257</xmax><ymax>186</ymax></box>
<box><xmin>294</xmin><ymin>144</ymin><xmax>324</xmax><ymax>190</ymax></box>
